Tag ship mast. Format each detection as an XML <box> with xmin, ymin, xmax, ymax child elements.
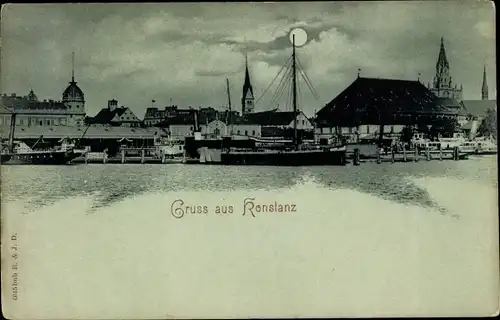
<box><xmin>7</xmin><ymin>112</ymin><xmax>17</xmax><ymax>152</ymax></box>
<box><xmin>292</xmin><ymin>34</ymin><xmax>298</xmax><ymax>149</ymax></box>
<box><xmin>226</xmin><ymin>78</ymin><xmax>233</xmax><ymax>136</ymax></box>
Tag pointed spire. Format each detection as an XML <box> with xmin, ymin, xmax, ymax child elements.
<box><xmin>243</xmin><ymin>54</ymin><xmax>253</xmax><ymax>97</ymax></box>
<box><xmin>436</xmin><ymin>37</ymin><xmax>449</xmax><ymax>71</ymax></box>
<box><xmin>241</xmin><ymin>53</ymin><xmax>254</xmax><ymax>115</ymax></box>
<box><xmin>482</xmin><ymin>64</ymin><xmax>489</xmax><ymax>100</ymax></box>
<box><xmin>71</xmin><ymin>52</ymin><xmax>75</xmax><ymax>83</ymax></box>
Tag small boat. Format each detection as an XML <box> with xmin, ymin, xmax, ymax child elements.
<box><xmin>153</xmin><ymin>132</ymin><xmax>185</xmax><ymax>163</ymax></box>
<box><xmin>474</xmin><ymin>136</ymin><xmax>497</xmax><ymax>155</ymax></box>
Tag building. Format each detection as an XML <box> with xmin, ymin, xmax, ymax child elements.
<box><xmin>0</xmin><ymin>91</ymin><xmax>81</xmax><ymax>127</ymax></box>
<box><xmin>143</xmin><ymin>104</ymin><xmax>181</xmax><ymax>126</ymax></box>
<box><xmin>61</xmin><ymin>52</ymin><xmax>86</xmax><ymax>125</ymax></box>
<box><xmin>144</xmin><ymin>105</ymin><xmax>237</xmax><ymax>128</ymax></box>
<box><xmin>86</xmin><ymin>99</ymin><xmax>142</xmax><ymax>127</ymax></box>
<box><xmin>157</xmin><ymin>109</ymin><xmax>261</xmax><ymax>139</ymax></box>
<box><xmin>461</xmin><ymin>65</ymin><xmax>497</xmax><ymax>120</ymax></box>
<box><xmin>0</xmin><ymin>52</ymin><xmax>86</xmax><ymax>128</ymax></box>
<box><xmin>240</xmin><ymin>110</ymin><xmax>313</xmax><ymax>137</ymax></box>
<box><xmin>315</xmin><ymin>77</ymin><xmax>459</xmax><ymax>142</ymax></box>
<box><xmin>460</xmin><ymin>65</ymin><xmax>497</xmax><ymax>138</ymax></box>
<box><xmin>427</xmin><ymin>37</ymin><xmax>463</xmax><ymax>102</ymax></box>
<box><xmin>241</xmin><ymin>55</ymin><xmax>255</xmax><ymax>115</ymax></box>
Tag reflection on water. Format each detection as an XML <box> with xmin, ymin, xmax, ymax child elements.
<box><xmin>1</xmin><ymin>156</ymin><xmax>497</xmax><ymax>214</ymax></box>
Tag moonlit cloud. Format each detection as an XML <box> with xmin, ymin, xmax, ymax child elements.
<box><xmin>1</xmin><ymin>2</ymin><xmax>496</xmax><ymax>118</ymax></box>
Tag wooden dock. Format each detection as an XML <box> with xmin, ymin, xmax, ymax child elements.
<box><xmin>71</xmin><ymin>147</ymin><xmax>184</xmax><ymax>164</ymax></box>
<box><xmin>348</xmin><ymin>146</ymin><xmax>468</xmax><ymax>165</ymax></box>
<box><xmin>70</xmin><ymin>145</ymin><xmax>471</xmax><ymax>165</ymax></box>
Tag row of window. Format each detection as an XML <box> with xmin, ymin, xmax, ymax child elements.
<box><xmin>0</xmin><ymin>117</ymin><xmax>74</xmax><ymax>126</ymax></box>
<box><xmin>320</xmin><ymin>125</ymin><xmax>398</xmax><ymax>134</ymax></box>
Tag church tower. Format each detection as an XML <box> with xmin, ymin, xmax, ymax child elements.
<box><xmin>481</xmin><ymin>64</ymin><xmax>489</xmax><ymax>100</ymax></box>
<box><xmin>62</xmin><ymin>52</ymin><xmax>86</xmax><ymax>125</ymax></box>
<box><xmin>241</xmin><ymin>54</ymin><xmax>255</xmax><ymax>115</ymax></box>
<box><xmin>430</xmin><ymin>37</ymin><xmax>463</xmax><ymax>101</ymax></box>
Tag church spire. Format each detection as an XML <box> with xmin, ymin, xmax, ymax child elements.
<box><xmin>241</xmin><ymin>53</ymin><xmax>255</xmax><ymax>115</ymax></box>
<box><xmin>71</xmin><ymin>52</ymin><xmax>75</xmax><ymax>83</ymax></box>
<box><xmin>481</xmin><ymin>64</ymin><xmax>488</xmax><ymax>100</ymax></box>
<box><xmin>433</xmin><ymin>37</ymin><xmax>451</xmax><ymax>90</ymax></box>
<box><xmin>436</xmin><ymin>37</ymin><xmax>449</xmax><ymax>73</ymax></box>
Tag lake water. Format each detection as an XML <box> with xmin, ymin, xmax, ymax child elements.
<box><xmin>1</xmin><ymin>156</ymin><xmax>498</xmax><ymax>318</ymax></box>
<box><xmin>1</xmin><ymin>156</ymin><xmax>497</xmax><ymax>214</ymax></box>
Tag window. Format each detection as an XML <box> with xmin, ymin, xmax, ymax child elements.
<box><xmin>252</xmin><ymin>130</ymin><xmax>255</xmax><ymax>135</ymax></box>
<box><xmin>245</xmin><ymin>130</ymin><xmax>248</xmax><ymax>135</ymax></box>
<box><xmin>390</xmin><ymin>125</ymin><xmax>394</xmax><ymax>133</ymax></box>
<box><xmin>40</xmin><ymin>121</ymin><xmax>43</xmax><ymax>126</ymax></box>
<box><xmin>68</xmin><ymin>105</ymin><xmax>71</xmax><ymax>109</ymax></box>
<box><xmin>20</xmin><ymin>119</ymin><xmax>24</xmax><ymax>125</ymax></box>
<box><xmin>237</xmin><ymin>130</ymin><xmax>241</xmax><ymax>135</ymax></box>
<box><xmin>47</xmin><ymin>120</ymin><xmax>50</xmax><ymax>126</ymax></box>
<box><xmin>214</xmin><ymin>128</ymin><xmax>220</xmax><ymax>136</ymax></box>
<box><xmin>366</xmin><ymin>125</ymin><xmax>370</xmax><ymax>134</ymax></box>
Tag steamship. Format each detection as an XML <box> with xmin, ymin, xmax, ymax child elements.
<box><xmin>0</xmin><ymin>113</ymin><xmax>83</xmax><ymax>165</ymax></box>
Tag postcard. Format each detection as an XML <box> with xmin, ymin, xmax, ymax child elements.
<box><xmin>1</xmin><ymin>1</ymin><xmax>498</xmax><ymax>319</ymax></box>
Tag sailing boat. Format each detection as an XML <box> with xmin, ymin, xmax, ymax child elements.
<box><xmin>0</xmin><ymin>113</ymin><xmax>84</xmax><ymax>165</ymax></box>
<box><xmin>216</xmin><ymin>34</ymin><xmax>347</xmax><ymax>166</ymax></box>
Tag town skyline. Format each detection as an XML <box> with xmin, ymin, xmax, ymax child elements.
<box><xmin>1</xmin><ymin>2</ymin><xmax>496</xmax><ymax>118</ymax></box>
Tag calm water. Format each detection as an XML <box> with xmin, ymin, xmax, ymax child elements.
<box><xmin>1</xmin><ymin>155</ymin><xmax>497</xmax><ymax>214</ymax></box>
<box><xmin>2</xmin><ymin>156</ymin><xmax>498</xmax><ymax>318</ymax></box>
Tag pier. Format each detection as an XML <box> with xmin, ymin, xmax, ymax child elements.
<box><xmin>347</xmin><ymin>145</ymin><xmax>467</xmax><ymax>164</ymax></box>
<box><xmin>72</xmin><ymin>147</ymin><xmax>183</xmax><ymax>164</ymax></box>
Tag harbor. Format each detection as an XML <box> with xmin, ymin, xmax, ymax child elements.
<box><xmin>0</xmin><ymin>20</ymin><xmax>497</xmax><ymax>167</ymax></box>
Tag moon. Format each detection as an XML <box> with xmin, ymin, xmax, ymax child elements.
<box><xmin>289</xmin><ymin>27</ymin><xmax>308</xmax><ymax>47</ymax></box>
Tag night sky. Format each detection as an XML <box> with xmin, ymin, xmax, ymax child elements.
<box><xmin>1</xmin><ymin>2</ymin><xmax>496</xmax><ymax>118</ymax></box>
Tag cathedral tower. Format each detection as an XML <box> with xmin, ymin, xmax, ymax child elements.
<box><xmin>481</xmin><ymin>64</ymin><xmax>489</xmax><ymax>100</ymax></box>
<box><xmin>241</xmin><ymin>54</ymin><xmax>255</xmax><ymax>115</ymax></box>
<box><xmin>430</xmin><ymin>37</ymin><xmax>463</xmax><ymax>101</ymax></box>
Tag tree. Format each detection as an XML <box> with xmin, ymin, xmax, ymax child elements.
<box><xmin>428</xmin><ymin>117</ymin><xmax>458</xmax><ymax>139</ymax></box>
<box><xmin>477</xmin><ymin>108</ymin><xmax>497</xmax><ymax>138</ymax></box>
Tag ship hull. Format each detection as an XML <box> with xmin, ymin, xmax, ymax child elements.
<box><xmin>219</xmin><ymin>148</ymin><xmax>347</xmax><ymax>166</ymax></box>
<box><xmin>0</xmin><ymin>150</ymin><xmax>82</xmax><ymax>165</ymax></box>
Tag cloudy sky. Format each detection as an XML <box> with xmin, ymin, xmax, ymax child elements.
<box><xmin>1</xmin><ymin>2</ymin><xmax>496</xmax><ymax>118</ymax></box>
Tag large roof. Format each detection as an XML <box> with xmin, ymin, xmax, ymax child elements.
<box><xmin>316</xmin><ymin>77</ymin><xmax>455</xmax><ymax>127</ymax></box>
<box><xmin>0</xmin><ymin>125</ymin><xmax>158</xmax><ymax>139</ymax></box>
<box><xmin>0</xmin><ymin>104</ymin><xmax>13</xmax><ymax>114</ymax></box>
<box><xmin>1</xmin><ymin>94</ymin><xmax>67</xmax><ymax>110</ymax></box>
<box><xmin>87</xmin><ymin>107</ymin><xmax>140</xmax><ymax>124</ymax></box>
<box><xmin>461</xmin><ymin>99</ymin><xmax>497</xmax><ymax>118</ymax></box>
